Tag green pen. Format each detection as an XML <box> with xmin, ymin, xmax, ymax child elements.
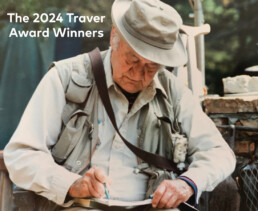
<box><xmin>103</xmin><ymin>183</ymin><xmax>110</xmax><ymax>199</ymax></box>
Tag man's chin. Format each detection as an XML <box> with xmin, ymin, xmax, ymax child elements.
<box><xmin>120</xmin><ymin>85</ymin><xmax>142</xmax><ymax>94</ymax></box>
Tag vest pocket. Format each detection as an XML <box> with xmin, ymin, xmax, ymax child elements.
<box><xmin>52</xmin><ymin>110</ymin><xmax>88</xmax><ymax>163</ymax></box>
<box><xmin>65</xmin><ymin>71</ymin><xmax>93</xmax><ymax>103</ymax></box>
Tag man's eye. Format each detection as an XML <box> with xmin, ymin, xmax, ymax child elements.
<box><xmin>148</xmin><ymin>69</ymin><xmax>156</xmax><ymax>74</ymax></box>
<box><xmin>126</xmin><ymin>59</ymin><xmax>135</xmax><ymax>65</ymax></box>
<box><xmin>147</xmin><ymin>64</ymin><xmax>160</xmax><ymax>70</ymax></box>
<box><xmin>126</xmin><ymin>59</ymin><xmax>138</xmax><ymax>65</ymax></box>
<box><xmin>131</xmin><ymin>59</ymin><xmax>139</xmax><ymax>63</ymax></box>
<box><xmin>130</xmin><ymin>55</ymin><xmax>140</xmax><ymax>63</ymax></box>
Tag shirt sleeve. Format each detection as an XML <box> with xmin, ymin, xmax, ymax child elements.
<box><xmin>176</xmin><ymin>88</ymin><xmax>236</xmax><ymax>202</ymax></box>
<box><xmin>4</xmin><ymin>68</ymin><xmax>81</xmax><ymax>206</ymax></box>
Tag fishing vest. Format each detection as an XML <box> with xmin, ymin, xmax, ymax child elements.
<box><xmin>49</xmin><ymin>50</ymin><xmax>187</xmax><ymax>175</ymax></box>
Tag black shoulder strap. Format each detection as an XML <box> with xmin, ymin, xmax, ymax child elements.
<box><xmin>89</xmin><ymin>48</ymin><xmax>180</xmax><ymax>174</ymax></box>
<box><xmin>89</xmin><ymin>48</ymin><xmax>200</xmax><ymax>211</ymax></box>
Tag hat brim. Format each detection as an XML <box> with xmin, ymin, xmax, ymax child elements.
<box><xmin>111</xmin><ymin>0</ymin><xmax>188</xmax><ymax>67</ymax></box>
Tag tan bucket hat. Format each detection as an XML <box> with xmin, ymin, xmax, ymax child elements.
<box><xmin>111</xmin><ymin>0</ymin><xmax>187</xmax><ymax>67</ymax></box>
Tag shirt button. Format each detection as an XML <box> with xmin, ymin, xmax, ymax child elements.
<box><xmin>76</xmin><ymin>160</ymin><xmax>81</xmax><ymax>166</ymax></box>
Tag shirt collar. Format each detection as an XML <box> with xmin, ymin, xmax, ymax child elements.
<box><xmin>103</xmin><ymin>47</ymin><xmax>168</xmax><ymax>99</ymax></box>
<box><xmin>152</xmin><ymin>70</ymin><xmax>168</xmax><ymax>99</ymax></box>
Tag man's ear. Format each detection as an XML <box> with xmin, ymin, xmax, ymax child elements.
<box><xmin>110</xmin><ymin>26</ymin><xmax>116</xmax><ymax>47</ymax></box>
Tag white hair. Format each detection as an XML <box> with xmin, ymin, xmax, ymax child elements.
<box><xmin>112</xmin><ymin>30</ymin><xmax>121</xmax><ymax>51</ymax></box>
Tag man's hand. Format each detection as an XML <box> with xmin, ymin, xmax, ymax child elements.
<box><xmin>68</xmin><ymin>166</ymin><xmax>112</xmax><ymax>198</ymax></box>
<box><xmin>152</xmin><ymin>179</ymin><xmax>194</xmax><ymax>209</ymax></box>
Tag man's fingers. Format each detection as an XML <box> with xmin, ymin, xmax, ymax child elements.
<box><xmin>165</xmin><ymin>195</ymin><xmax>178</xmax><ymax>209</ymax></box>
<box><xmin>92</xmin><ymin>166</ymin><xmax>112</xmax><ymax>191</ymax></box>
<box><xmin>94</xmin><ymin>166</ymin><xmax>108</xmax><ymax>183</ymax></box>
<box><xmin>85</xmin><ymin>167</ymin><xmax>95</xmax><ymax>179</ymax></box>
<box><xmin>91</xmin><ymin>177</ymin><xmax>105</xmax><ymax>196</ymax></box>
<box><xmin>104</xmin><ymin>178</ymin><xmax>113</xmax><ymax>191</ymax></box>
<box><xmin>173</xmin><ymin>199</ymin><xmax>182</xmax><ymax>208</ymax></box>
<box><xmin>152</xmin><ymin>183</ymin><xmax>166</xmax><ymax>208</ymax></box>
<box><xmin>85</xmin><ymin>166</ymin><xmax>112</xmax><ymax>197</ymax></box>
<box><xmin>152</xmin><ymin>179</ymin><xmax>194</xmax><ymax>209</ymax></box>
<box><xmin>87</xmin><ymin>177</ymin><xmax>102</xmax><ymax>198</ymax></box>
<box><xmin>157</xmin><ymin>191</ymin><xmax>174</xmax><ymax>209</ymax></box>
<box><xmin>85</xmin><ymin>167</ymin><xmax>105</xmax><ymax>197</ymax></box>
<box><xmin>69</xmin><ymin>166</ymin><xmax>112</xmax><ymax>198</ymax></box>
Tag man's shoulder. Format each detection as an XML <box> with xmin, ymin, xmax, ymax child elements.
<box><xmin>156</xmin><ymin>68</ymin><xmax>186</xmax><ymax>99</ymax></box>
<box><xmin>51</xmin><ymin>53</ymin><xmax>89</xmax><ymax>76</ymax></box>
<box><xmin>51</xmin><ymin>49</ymin><xmax>109</xmax><ymax>76</ymax></box>
<box><xmin>49</xmin><ymin>49</ymin><xmax>109</xmax><ymax>93</ymax></box>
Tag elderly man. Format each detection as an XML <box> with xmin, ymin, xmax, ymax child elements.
<box><xmin>4</xmin><ymin>0</ymin><xmax>236</xmax><ymax>210</ymax></box>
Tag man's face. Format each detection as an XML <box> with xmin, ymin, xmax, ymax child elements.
<box><xmin>110</xmin><ymin>32</ymin><xmax>161</xmax><ymax>93</ymax></box>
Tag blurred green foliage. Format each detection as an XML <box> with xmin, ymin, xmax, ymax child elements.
<box><xmin>165</xmin><ymin>0</ymin><xmax>258</xmax><ymax>94</ymax></box>
<box><xmin>174</xmin><ymin>0</ymin><xmax>258</xmax><ymax>94</ymax></box>
<box><xmin>1</xmin><ymin>0</ymin><xmax>258</xmax><ymax>94</ymax></box>
<box><xmin>204</xmin><ymin>0</ymin><xmax>258</xmax><ymax>94</ymax></box>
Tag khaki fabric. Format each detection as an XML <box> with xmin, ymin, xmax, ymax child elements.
<box><xmin>111</xmin><ymin>0</ymin><xmax>187</xmax><ymax>67</ymax></box>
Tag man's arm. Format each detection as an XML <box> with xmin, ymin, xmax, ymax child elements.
<box><xmin>177</xmin><ymin>88</ymin><xmax>236</xmax><ymax>199</ymax></box>
<box><xmin>4</xmin><ymin>68</ymin><xmax>81</xmax><ymax>206</ymax></box>
<box><xmin>152</xmin><ymin>84</ymin><xmax>236</xmax><ymax>208</ymax></box>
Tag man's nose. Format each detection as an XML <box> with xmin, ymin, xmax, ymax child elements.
<box><xmin>131</xmin><ymin>64</ymin><xmax>145</xmax><ymax>81</ymax></box>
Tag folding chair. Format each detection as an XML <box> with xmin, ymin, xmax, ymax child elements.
<box><xmin>174</xmin><ymin>24</ymin><xmax>210</xmax><ymax>97</ymax></box>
